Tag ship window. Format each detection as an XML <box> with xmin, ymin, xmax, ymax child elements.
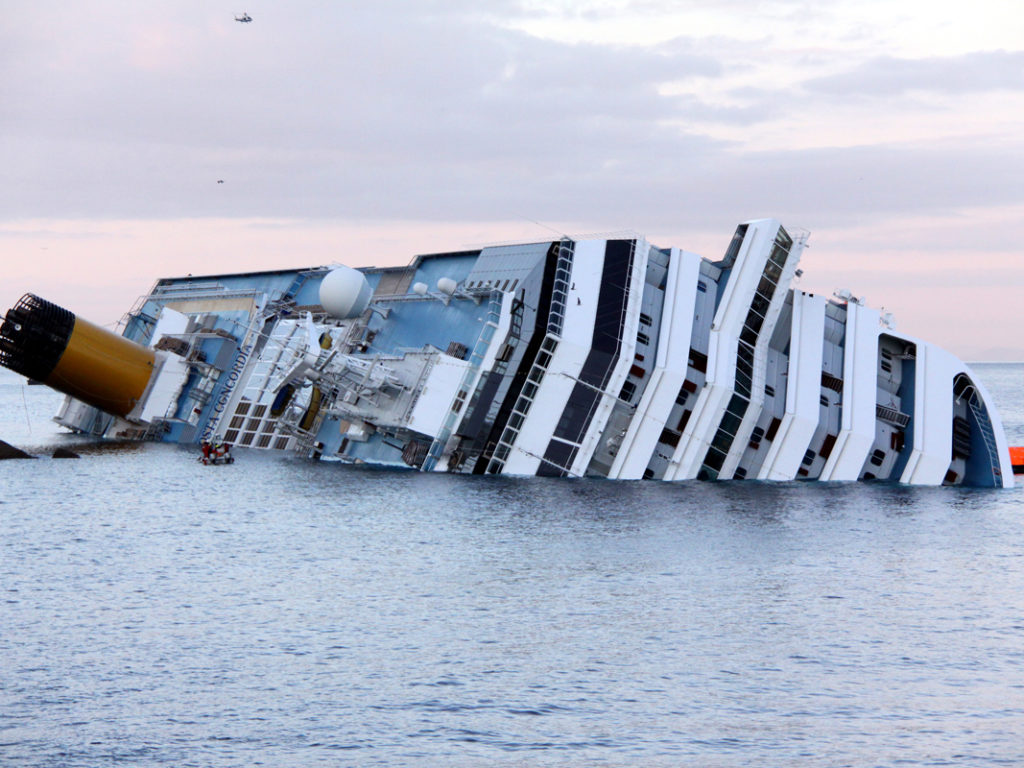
<box><xmin>688</xmin><ymin>349</ymin><xmax>708</xmax><ymax>373</ymax></box>
<box><xmin>749</xmin><ymin>293</ymin><xmax>770</xmax><ymax>320</ymax></box>
<box><xmin>659</xmin><ymin>428</ymin><xmax>681</xmax><ymax>448</ymax></box>
<box><xmin>246</xmin><ymin>417</ymin><xmax>262</xmax><ymax>431</ymax></box>
<box><xmin>891</xmin><ymin>431</ymin><xmax>905</xmax><ymax>451</ymax></box>
<box><xmin>723</xmin><ymin>224</ymin><xmax>748</xmax><ymax>264</ymax></box>
<box><xmin>802</xmin><ymin>449</ymin><xmax>816</xmax><ymax>466</ymax></box>
<box><xmin>765</xmin><ymin>385</ymin><xmax>775</xmax><ymax>397</ymax></box>
<box><xmin>274</xmin><ymin>436</ymin><xmax>290</xmax><ymax>450</ymax></box>
<box><xmin>619</xmin><ymin>381</ymin><xmax>637</xmax><ymax>402</ymax></box>
<box><xmin>235</xmin><ymin>402</ymin><xmax>251</xmax><ymax>415</ymax></box>
<box><xmin>704</xmin><ymin>445</ymin><xmax>727</xmax><ymax>471</ymax></box>
<box><xmin>734</xmin><ymin>466</ymin><xmax>747</xmax><ymax>480</ymax></box>
<box><xmin>637</xmin><ymin>332</ymin><xmax>650</xmax><ymax>346</ymax></box>
<box><xmin>224</xmin><ymin>429</ymin><xmax>239</xmax><ymax>443</ymax></box>
<box><xmin>697</xmin><ymin>281</ymin><xmax>707</xmax><ymax>293</ymax></box>
<box><xmin>719</xmin><ymin>411</ymin><xmax>743</xmax><ymax>440</ymax></box>
<box><xmin>820</xmin><ymin>394</ymin><xmax>829</xmax><ymax>406</ymax></box>
<box><xmin>881</xmin><ymin>360</ymin><xmax>892</xmax><ymax>373</ymax></box>
<box><xmin>256</xmin><ymin>434</ymin><xmax>272</xmax><ymax>448</ymax></box>
<box><xmin>677</xmin><ymin>411</ymin><xmax>691</xmax><ymax>432</ymax></box>
<box><xmin>676</xmin><ymin>389</ymin><xmax>689</xmax><ymax>406</ymax></box>
<box><xmin>240</xmin><ymin>432</ymin><xmax>255</xmax><ymax>446</ymax></box>
<box><xmin>870</xmin><ymin>448</ymin><xmax>885</xmax><ymax>466</ymax></box>
<box><xmin>634</xmin><ymin>352</ymin><xmax>645</xmax><ymax>362</ymax></box>
<box><xmin>639</xmin><ymin>312</ymin><xmax>653</xmax><ymax>326</ymax></box>
<box><xmin>757</xmin><ymin>275</ymin><xmax>776</xmax><ymax>298</ymax></box>
<box><xmin>252</xmin><ymin>404</ymin><xmax>267</xmax><ymax>418</ymax></box>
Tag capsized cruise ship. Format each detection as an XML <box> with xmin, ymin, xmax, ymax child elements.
<box><xmin>0</xmin><ymin>218</ymin><xmax>1013</xmax><ymax>487</ymax></box>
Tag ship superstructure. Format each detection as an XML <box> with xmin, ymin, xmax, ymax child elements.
<box><xmin>0</xmin><ymin>218</ymin><xmax>1012</xmax><ymax>487</ymax></box>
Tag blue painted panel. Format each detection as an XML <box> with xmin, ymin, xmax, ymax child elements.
<box><xmin>367</xmin><ymin>297</ymin><xmax>486</xmax><ymax>355</ymax></box>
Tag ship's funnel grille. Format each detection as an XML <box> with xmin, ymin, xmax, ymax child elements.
<box><xmin>0</xmin><ymin>293</ymin><xmax>75</xmax><ymax>382</ymax></box>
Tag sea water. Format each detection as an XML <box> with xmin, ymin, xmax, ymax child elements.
<box><xmin>2</xmin><ymin>365</ymin><xmax>1023</xmax><ymax>767</ymax></box>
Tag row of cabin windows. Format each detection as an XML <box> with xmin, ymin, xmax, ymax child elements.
<box><xmin>234</xmin><ymin>401</ymin><xmax>267</xmax><ymax>418</ymax></box>
<box><xmin>702</xmin><ymin>253</ymin><xmax>786</xmax><ymax>474</ymax></box>
<box><xmin>223</xmin><ymin>428</ymin><xmax>290</xmax><ymax>451</ymax></box>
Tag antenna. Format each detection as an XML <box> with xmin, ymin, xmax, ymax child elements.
<box><xmin>524</xmin><ymin>217</ymin><xmax>567</xmax><ymax>238</ymax></box>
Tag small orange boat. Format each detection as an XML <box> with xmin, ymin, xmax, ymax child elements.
<box><xmin>1010</xmin><ymin>447</ymin><xmax>1024</xmax><ymax>474</ymax></box>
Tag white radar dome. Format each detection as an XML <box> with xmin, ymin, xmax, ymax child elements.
<box><xmin>412</xmin><ymin>282</ymin><xmax>428</xmax><ymax>296</ymax></box>
<box><xmin>319</xmin><ymin>266</ymin><xmax>373</xmax><ymax>319</ymax></box>
<box><xmin>437</xmin><ymin>277</ymin><xmax>458</xmax><ymax>296</ymax></box>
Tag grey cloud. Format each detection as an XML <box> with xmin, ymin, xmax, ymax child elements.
<box><xmin>804</xmin><ymin>51</ymin><xmax>1024</xmax><ymax>96</ymax></box>
<box><xmin>9</xmin><ymin>129</ymin><xmax>1021</xmax><ymax>240</ymax></box>
<box><xmin>3</xmin><ymin>1</ymin><xmax>1024</xmax><ymax>239</ymax></box>
<box><xmin>1</xmin><ymin>2</ymin><xmax>730</xmax><ymax>219</ymax></box>
<box><xmin>3</xmin><ymin>5</ymin><xmax>720</xmax><ymax>151</ymax></box>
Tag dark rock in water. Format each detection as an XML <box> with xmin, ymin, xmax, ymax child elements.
<box><xmin>53</xmin><ymin>447</ymin><xmax>80</xmax><ymax>459</ymax></box>
<box><xmin>0</xmin><ymin>440</ymin><xmax>34</xmax><ymax>459</ymax></box>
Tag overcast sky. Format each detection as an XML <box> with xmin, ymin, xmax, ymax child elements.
<box><xmin>2</xmin><ymin>0</ymin><xmax>1023</xmax><ymax>359</ymax></box>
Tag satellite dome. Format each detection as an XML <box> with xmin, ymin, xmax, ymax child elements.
<box><xmin>319</xmin><ymin>266</ymin><xmax>373</xmax><ymax>319</ymax></box>
<box><xmin>412</xmin><ymin>282</ymin><xmax>428</xmax><ymax>296</ymax></box>
<box><xmin>437</xmin><ymin>277</ymin><xmax>457</xmax><ymax>296</ymax></box>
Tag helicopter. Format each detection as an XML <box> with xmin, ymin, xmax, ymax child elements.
<box><xmin>234</xmin><ymin>12</ymin><xmax>252</xmax><ymax>23</ymax></box>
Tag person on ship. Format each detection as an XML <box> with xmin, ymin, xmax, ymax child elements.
<box><xmin>201</xmin><ymin>440</ymin><xmax>212</xmax><ymax>465</ymax></box>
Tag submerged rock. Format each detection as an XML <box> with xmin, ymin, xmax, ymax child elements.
<box><xmin>0</xmin><ymin>440</ymin><xmax>34</xmax><ymax>459</ymax></box>
<box><xmin>52</xmin><ymin>447</ymin><xmax>80</xmax><ymax>459</ymax></box>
